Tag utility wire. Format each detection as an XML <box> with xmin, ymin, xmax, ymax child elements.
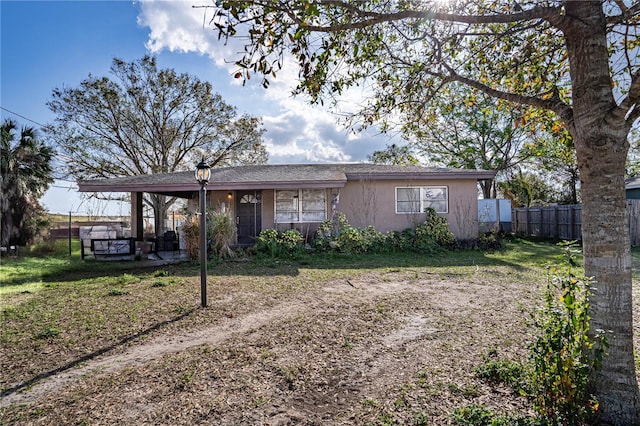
<box><xmin>50</xmin><ymin>184</ymin><xmax>79</xmax><ymax>190</ymax></box>
<box><xmin>0</xmin><ymin>106</ymin><xmax>46</xmax><ymax>128</ymax></box>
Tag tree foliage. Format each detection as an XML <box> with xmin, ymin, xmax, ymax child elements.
<box><xmin>46</xmin><ymin>55</ymin><xmax>268</xmax><ymax>232</ymax></box>
<box><xmin>520</xmin><ymin>108</ymin><xmax>580</xmax><ymax>203</ymax></box>
<box><xmin>409</xmin><ymin>84</ymin><xmax>532</xmax><ymax>198</ymax></box>
<box><xmin>208</xmin><ymin>1</ymin><xmax>640</xmax><ymax>423</ymax></box>
<box><xmin>1</xmin><ymin>119</ymin><xmax>54</xmax><ymax>247</ymax></box>
<box><xmin>499</xmin><ymin>171</ymin><xmax>557</xmax><ymax>207</ymax></box>
<box><xmin>368</xmin><ymin>143</ymin><xmax>419</xmax><ymax>165</ymax></box>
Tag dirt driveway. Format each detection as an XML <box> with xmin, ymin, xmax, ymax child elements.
<box><xmin>0</xmin><ymin>265</ymin><xmax>555</xmax><ymax>424</ymax></box>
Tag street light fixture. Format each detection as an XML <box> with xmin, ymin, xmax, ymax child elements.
<box><xmin>195</xmin><ymin>158</ymin><xmax>210</xmax><ymax>308</ymax></box>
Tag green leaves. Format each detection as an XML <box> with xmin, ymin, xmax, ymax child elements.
<box><xmin>1</xmin><ymin>119</ymin><xmax>55</xmax><ymax>247</ymax></box>
<box><xmin>528</xmin><ymin>242</ymin><xmax>607</xmax><ymax>424</ymax></box>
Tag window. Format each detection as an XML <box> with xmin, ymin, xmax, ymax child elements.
<box><xmin>275</xmin><ymin>189</ymin><xmax>327</xmax><ymax>223</ymax></box>
<box><xmin>396</xmin><ymin>186</ymin><xmax>448</xmax><ymax>214</ymax></box>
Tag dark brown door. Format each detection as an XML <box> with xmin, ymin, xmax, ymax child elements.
<box><xmin>236</xmin><ymin>191</ymin><xmax>262</xmax><ymax>246</ymax></box>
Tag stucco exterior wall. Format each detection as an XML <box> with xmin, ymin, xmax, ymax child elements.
<box><xmin>204</xmin><ymin>180</ymin><xmax>480</xmax><ymax>242</ymax></box>
<box><xmin>337</xmin><ymin>179</ymin><xmax>479</xmax><ymax>240</ymax></box>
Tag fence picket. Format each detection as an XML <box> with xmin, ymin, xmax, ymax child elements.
<box><xmin>512</xmin><ymin>200</ymin><xmax>640</xmax><ymax>245</ymax></box>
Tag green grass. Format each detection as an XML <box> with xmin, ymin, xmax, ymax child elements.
<box><xmin>2</xmin><ymin>239</ymin><xmax>636</xmax><ymax>295</ymax></box>
<box><xmin>0</xmin><ymin>239</ymin><xmax>147</xmax><ymax>296</ymax></box>
<box><xmin>1</xmin><ymin>238</ymin><xmax>639</xmax><ymax>424</ymax></box>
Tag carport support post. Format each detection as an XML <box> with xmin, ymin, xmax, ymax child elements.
<box><xmin>199</xmin><ymin>184</ymin><xmax>207</xmax><ymax>308</ymax></box>
<box><xmin>68</xmin><ymin>211</ymin><xmax>72</xmax><ymax>256</ymax></box>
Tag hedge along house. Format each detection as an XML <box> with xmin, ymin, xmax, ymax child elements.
<box><xmin>78</xmin><ymin>163</ymin><xmax>496</xmax><ymax>246</ymax></box>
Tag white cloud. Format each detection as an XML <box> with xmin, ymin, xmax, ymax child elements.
<box><xmin>138</xmin><ymin>0</ymin><xmax>238</xmax><ymax>67</ymax></box>
<box><xmin>137</xmin><ymin>0</ymin><xmax>395</xmax><ymax>164</ymax></box>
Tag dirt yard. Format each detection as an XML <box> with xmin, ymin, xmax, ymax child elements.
<box><xmin>2</xmin><ymin>253</ymin><xmax>638</xmax><ymax>425</ymax></box>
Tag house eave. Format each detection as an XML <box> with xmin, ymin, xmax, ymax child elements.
<box><xmin>77</xmin><ymin>180</ymin><xmax>347</xmax><ymax>194</ymax></box>
<box><xmin>345</xmin><ymin>171</ymin><xmax>496</xmax><ymax>181</ymax></box>
<box><xmin>77</xmin><ymin>165</ymin><xmax>497</xmax><ymax>195</ymax></box>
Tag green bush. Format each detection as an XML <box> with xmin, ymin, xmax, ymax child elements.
<box><xmin>476</xmin><ymin>230</ymin><xmax>505</xmax><ymax>250</ymax></box>
<box><xmin>314</xmin><ymin>210</ymin><xmax>456</xmax><ymax>254</ymax></box>
<box><xmin>256</xmin><ymin>229</ymin><xmax>280</xmax><ymax>257</ymax></box>
<box><xmin>280</xmin><ymin>229</ymin><xmax>305</xmax><ymax>252</ymax></box>
<box><xmin>315</xmin><ymin>216</ymin><xmax>336</xmax><ymax>251</ymax></box>
<box><xmin>315</xmin><ymin>212</ymin><xmax>377</xmax><ymax>254</ymax></box>
<box><xmin>466</xmin><ymin>243</ymin><xmax>606</xmax><ymax>425</ymax></box>
<box><xmin>419</xmin><ymin>208</ymin><xmax>456</xmax><ymax>247</ymax></box>
<box><xmin>256</xmin><ymin>228</ymin><xmax>304</xmax><ymax>259</ymax></box>
<box><xmin>528</xmin><ymin>242</ymin><xmax>606</xmax><ymax>424</ymax></box>
<box><xmin>335</xmin><ymin>225</ymin><xmax>369</xmax><ymax>254</ymax></box>
<box><xmin>361</xmin><ymin>226</ymin><xmax>388</xmax><ymax>254</ymax></box>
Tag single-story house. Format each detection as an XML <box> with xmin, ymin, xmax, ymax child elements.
<box><xmin>626</xmin><ymin>177</ymin><xmax>640</xmax><ymax>200</ymax></box>
<box><xmin>78</xmin><ymin>163</ymin><xmax>496</xmax><ymax>246</ymax></box>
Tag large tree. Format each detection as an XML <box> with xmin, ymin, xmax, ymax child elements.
<box><xmin>410</xmin><ymin>84</ymin><xmax>532</xmax><ymax>198</ymax></box>
<box><xmin>209</xmin><ymin>1</ymin><xmax>640</xmax><ymax>423</ymax></box>
<box><xmin>47</xmin><ymin>55</ymin><xmax>268</xmax><ymax>233</ymax></box>
<box><xmin>1</xmin><ymin>119</ymin><xmax>54</xmax><ymax>247</ymax></box>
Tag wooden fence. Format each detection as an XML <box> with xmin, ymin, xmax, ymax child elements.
<box><xmin>512</xmin><ymin>200</ymin><xmax>640</xmax><ymax>246</ymax></box>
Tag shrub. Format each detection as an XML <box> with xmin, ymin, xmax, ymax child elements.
<box><xmin>361</xmin><ymin>226</ymin><xmax>388</xmax><ymax>254</ymax></box>
<box><xmin>180</xmin><ymin>207</ymin><xmax>237</xmax><ymax>261</ymax></box>
<box><xmin>528</xmin><ymin>242</ymin><xmax>606</xmax><ymax>424</ymax></box>
<box><xmin>280</xmin><ymin>229</ymin><xmax>304</xmax><ymax>253</ymax></box>
<box><xmin>382</xmin><ymin>229</ymin><xmax>414</xmax><ymax>253</ymax></box>
<box><xmin>315</xmin><ymin>212</ymin><xmax>379</xmax><ymax>254</ymax></box>
<box><xmin>315</xmin><ymin>217</ymin><xmax>336</xmax><ymax>251</ymax></box>
<box><xmin>420</xmin><ymin>208</ymin><xmax>456</xmax><ymax>247</ymax></box>
<box><xmin>209</xmin><ymin>210</ymin><xmax>236</xmax><ymax>259</ymax></box>
<box><xmin>335</xmin><ymin>225</ymin><xmax>369</xmax><ymax>254</ymax></box>
<box><xmin>463</xmin><ymin>243</ymin><xmax>605</xmax><ymax>426</ymax></box>
<box><xmin>476</xmin><ymin>230</ymin><xmax>505</xmax><ymax>250</ymax></box>
<box><xmin>256</xmin><ymin>229</ymin><xmax>280</xmax><ymax>257</ymax></box>
<box><xmin>413</xmin><ymin>224</ymin><xmax>440</xmax><ymax>254</ymax></box>
<box><xmin>180</xmin><ymin>215</ymin><xmax>201</xmax><ymax>262</ymax></box>
<box><xmin>314</xmin><ymin>210</ymin><xmax>457</xmax><ymax>254</ymax></box>
<box><xmin>27</xmin><ymin>238</ymin><xmax>58</xmax><ymax>256</ymax></box>
<box><xmin>256</xmin><ymin>228</ymin><xmax>304</xmax><ymax>259</ymax></box>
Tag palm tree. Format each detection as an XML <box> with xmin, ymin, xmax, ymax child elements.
<box><xmin>1</xmin><ymin>119</ymin><xmax>55</xmax><ymax>247</ymax></box>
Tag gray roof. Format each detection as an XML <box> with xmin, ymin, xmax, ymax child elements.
<box><xmin>78</xmin><ymin>163</ymin><xmax>496</xmax><ymax>195</ymax></box>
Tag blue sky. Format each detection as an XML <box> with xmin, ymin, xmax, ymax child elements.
<box><xmin>1</xmin><ymin>0</ymin><xmax>391</xmax><ymax>215</ymax></box>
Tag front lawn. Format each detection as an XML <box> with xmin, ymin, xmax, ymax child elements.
<box><xmin>1</xmin><ymin>240</ymin><xmax>638</xmax><ymax>425</ymax></box>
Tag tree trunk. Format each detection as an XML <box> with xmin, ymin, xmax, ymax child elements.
<box><xmin>577</xmin><ymin>131</ymin><xmax>640</xmax><ymax>424</ymax></box>
<box><xmin>568</xmin><ymin>168</ymin><xmax>579</xmax><ymax>205</ymax></box>
<box><xmin>479</xmin><ymin>179</ymin><xmax>492</xmax><ymax>199</ymax></box>
<box><xmin>150</xmin><ymin>194</ymin><xmax>169</xmax><ymax>236</ymax></box>
<box><xmin>565</xmin><ymin>3</ymin><xmax>640</xmax><ymax>423</ymax></box>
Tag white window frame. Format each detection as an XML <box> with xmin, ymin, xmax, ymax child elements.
<box><xmin>395</xmin><ymin>186</ymin><xmax>448</xmax><ymax>214</ymax></box>
<box><xmin>275</xmin><ymin>189</ymin><xmax>327</xmax><ymax>223</ymax></box>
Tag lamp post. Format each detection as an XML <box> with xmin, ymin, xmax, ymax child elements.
<box><xmin>195</xmin><ymin>159</ymin><xmax>211</xmax><ymax>308</ymax></box>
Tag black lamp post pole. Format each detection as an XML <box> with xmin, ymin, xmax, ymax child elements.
<box><xmin>199</xmin><ymin>182</ymin><xmax>207</xmax><ymax>308</ymax></box>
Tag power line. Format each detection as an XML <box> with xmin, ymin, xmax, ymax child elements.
<box><xmin>0</xmin><ymin>106</ymin><xmax>46</xmax><ymax>128</ymax></box>
<box><xmin>50</xmin><ymin>184</ymin><xmax>79</xmax><ymax>190</ymax></box>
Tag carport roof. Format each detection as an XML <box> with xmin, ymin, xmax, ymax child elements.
<box><xmin>77</xmin><ymin>163</ymin><xmax>496</xmax><ymax>195</ymax></box>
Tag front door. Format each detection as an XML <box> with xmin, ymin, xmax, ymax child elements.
<box><xmin>236</xmin><ymin>190</ymin><xmax>262</xmax><ymax>246</ymax></box>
